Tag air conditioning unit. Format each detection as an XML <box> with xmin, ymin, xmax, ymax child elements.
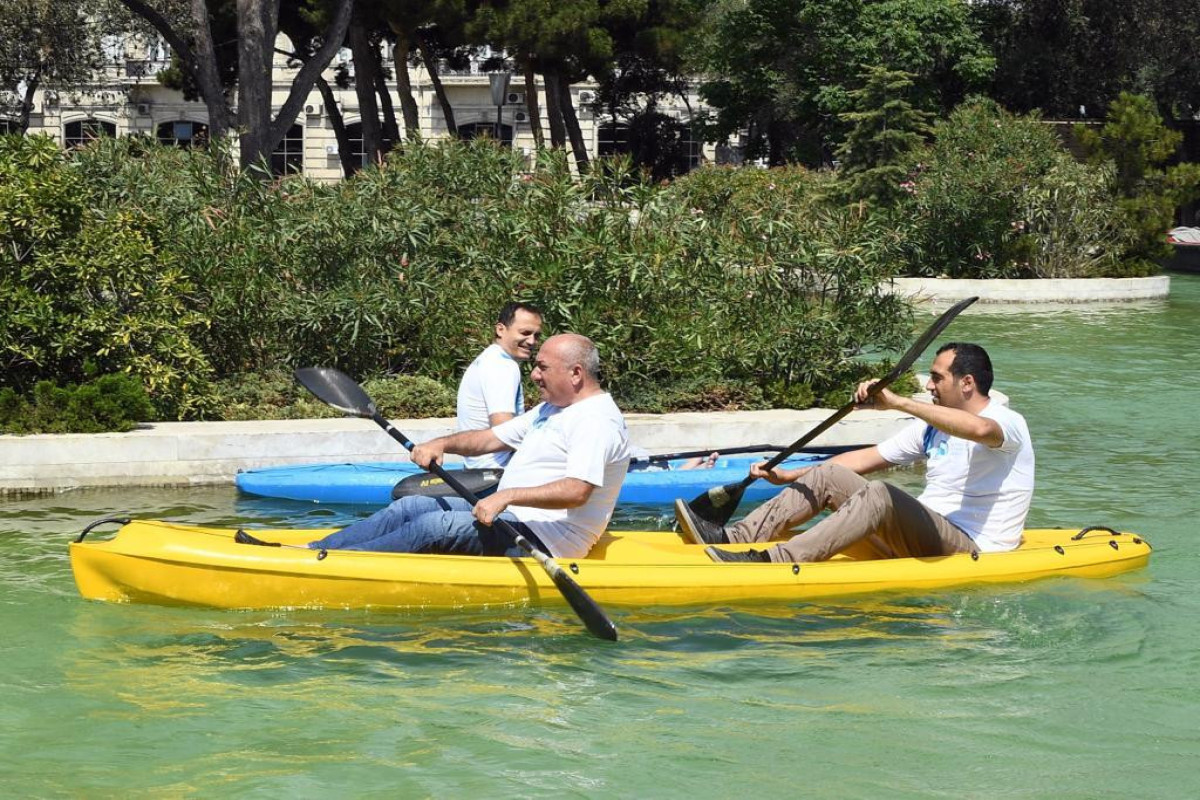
<box><xmin>305</xmin><ymin>103</ymin><xmax>321</xmax><ymax>116</ymax></box>
<box><xmin>505</xmin><ymin>91</ymin><xmax>525</xmax><ymax>105</ymax></box>
<box><xmin>514</xmin><ymin>110</ymin><xmax>529</xmax><ymax>123</ymax></box>
<box><xmin>136</xmin><ymin>102</ymin><xmax>152</xmax><ymax>116</ymax></box>
<box><xmin>578</xmin><ymin>90</ymin><xmax>595</xmax><ymax>104</ymax></box>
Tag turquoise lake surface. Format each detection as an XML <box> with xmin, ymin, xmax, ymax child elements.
<box><xmin>2</xmin><ymin>275</ymin><xmax>1197</xmax><ymax>796</ymax></box>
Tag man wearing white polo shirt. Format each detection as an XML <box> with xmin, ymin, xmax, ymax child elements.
<box><xmin>295</xmin><ymin>334</ymin><xmax>633</xmax><ymax>559</ymax></box>
<box><xmin>678</xmin><ymin>342</ymin><xmax>1035</xmax><ymax>563</ymax></box>
<box><xmin>457</xmin><ymin>302</ymin><xmax>543</xmax><ymax>468</ymax></box>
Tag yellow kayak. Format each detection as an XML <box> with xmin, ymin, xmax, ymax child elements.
<box><xmin>69</xmin><ymin>519</ymin><xmax>1151</xmax><ymax>611</ymax></box>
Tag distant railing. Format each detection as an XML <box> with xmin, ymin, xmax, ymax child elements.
<box><xmin>124</xmin><ymin>59</ymin><xmax>168</xmax><ymax>79</ymax></box>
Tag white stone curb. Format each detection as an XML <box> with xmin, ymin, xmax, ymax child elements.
<box><xmin>888</xmin><ymin>276</ymin><xmax>1170</xmax><ymax>304</ymax></box>
<box><xmin>0</xmin><ymin>409</ymin><xmax>914</xmax><ymax>494</ymax></box>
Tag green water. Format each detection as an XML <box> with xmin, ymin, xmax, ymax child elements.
<box><xmin>3</xmin><ymin>277</ymin><xmax>1198</xmax><ymax>796</ymax></box>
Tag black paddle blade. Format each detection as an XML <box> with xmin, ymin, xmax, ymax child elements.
<box><xmin>686</xmin><ymin>479</ymin><xmax>749</xmax><ymax>527</ymax></box>
<box><xmin>551</xmin><ymin>569</ymin><xmax>619</xmax><ymax>641</ymax></box>
<box><xmin>885</xmin><ymin>296</ymin><xmax>979</xmax><ymax>381</ymax></box>
<box><xmin>392</xmin><ymin>469</ymin><xmax>503</xmax><ymax>500</ymax></box>
<box><xmin>294</xmin><ymin>367</ymin><xmax>376</xmax><ymax>418</ymax></box>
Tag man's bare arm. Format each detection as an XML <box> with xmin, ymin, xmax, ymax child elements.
<box><xmin>473</xmin><ymin>478</ymin><xmax>595</xmax><ymax>524</ymax></box>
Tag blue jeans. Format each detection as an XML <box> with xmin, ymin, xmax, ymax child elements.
<box><xmin>307</xmin><ymin>496</ymin><xmax>542</xmax><ymax>557</ymax></box>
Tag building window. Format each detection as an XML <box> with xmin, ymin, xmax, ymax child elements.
<box><xmin>457</xmin><ymin>122</ymin><xmax>513</xmax><ymax>148</ymax></box>
<box><xmin>64</xmin><ymin>119</ymin><xmax>116</xmax><ymax>147</ymax></box>
<box><xmin>678</xmin><ymin>125</ymin><xmax>703</xmax><ymax>172</ymax></box>
<box><xmin>271</xmin><ymin>124</ymin><xmax>303</xmax><ymax>175</ymax></box>
<box><xmin>597</xmin><ymin>122</ymin><xmax>630</xmax><ymax>157</ymax></box>
<box><xmin>343</xmin><ymin>122</ymin><xmax>396</xmax><ymax>170</ymax></box>
<box><xmin>0</xmin><ymin>118</ymin><xmax>19</xmax><ymax>135</ymax></box>
<box><xmin>157</xmin><ymin>120</ymin><xmax>208</xmax><ymax>148</ymax></box>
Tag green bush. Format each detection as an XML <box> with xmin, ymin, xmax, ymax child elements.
<box><xmin>59</xmin><ymin>137</ymin><xmax>913</xmax><ymax>409</ymax></box>
<box><xmin>1076</xmin><ymin>93</ymin><xmax>1200</xmax><ymax>275</ymax></box>
<box><xmin>0</xmin><ymin>373</ymin><xmax>153</xmax><ymax>434</ymax></box>
<box><xmin>362</xmin><ymin>375</ymin><xmax>457</xmax><ymax>418</ymax></box>
<box><xmin>902</xmin><ymin>98</ymin><xmax>1127</xmax><ymax>279</ymax></box>
<box><xmin>212</xmin><ymin>370</ymin><xmax>457</xmax><ymax>420</ymax></box>
<box><xmin>0</xmin><ymin>134</ymin><xmax>217</xmax><ymax>419</ymax></box>
<box><xmin>211</xmin><ymin>371</ymin><xmax>336</xmax><ymax>421</ymax></box>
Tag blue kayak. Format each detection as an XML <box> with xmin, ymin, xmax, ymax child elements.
<box><xmin>235</xmin><ymin>454</ymin><xmax>830</xmax><ymax>506</ymax></box>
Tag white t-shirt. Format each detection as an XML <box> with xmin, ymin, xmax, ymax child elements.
<box><xmin>875</xmin><ymin>400</ymin><xmax>1035</xmax><ymax>552</ymax></box>
<box><xmin>491</xmin><ymin>393</ymin><xmax>633</xmax><ymax>558</ymax></box>
<box><xmin>456</xmin><ymin>343</ymin><xmax>524</xmax><ymax>468</ymax></box>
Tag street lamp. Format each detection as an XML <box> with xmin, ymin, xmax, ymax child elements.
<box><xmin>489</xmin><ymin>71</ymin><xmax>512</xmax><ymax>146</ymax></box>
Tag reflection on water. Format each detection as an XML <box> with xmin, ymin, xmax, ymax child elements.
<box><xmin>2</xmin><ymin>275</ymin><xmax>1199</xmax><ymax>795</ymax></box>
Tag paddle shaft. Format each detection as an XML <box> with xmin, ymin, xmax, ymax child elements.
<box><xmin>369</xmin><ymin>412</ymin><xmax>619</xmax><ymax>642</ymax></box>
<box><xmin>633</xmin><ymin>443</ymin><xmax>865</xmax><ymax>464</ymax></box>
<box><xmin>725</xmin><ymin>296</ymin><xmax>979</xmax><ymax>492</ymax></box>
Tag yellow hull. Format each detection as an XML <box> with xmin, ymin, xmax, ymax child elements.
<box><xmin>68</xmin><ymin>520</ymin><xmax>1152</xmax><ymax>611</ymax></box>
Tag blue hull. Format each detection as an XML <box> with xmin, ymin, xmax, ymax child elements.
<box><xmin>236</xmin><ymin>454</ymin><xmax>830</xmax><ymax>507</ymax></box>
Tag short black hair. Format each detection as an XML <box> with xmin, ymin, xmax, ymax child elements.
<box><xmin>497</xmin><ymin>301</ymin><xmax>542</xmax><ymax>327</ymax></box>
<box><xmin>936</xmin><ymin>342</ymin><xmax>993</xmax><ymax>395</ymax></box>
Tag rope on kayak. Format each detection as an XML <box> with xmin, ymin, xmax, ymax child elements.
<box><xmin>75</xmin><ymin>515</ymin><xmax>132</xmax><ymax>543</ymax></box>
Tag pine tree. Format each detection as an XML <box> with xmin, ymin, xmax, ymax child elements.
<box><xmin>836</xmin><ymin>67</ymin><xmax>932</xmax><ymax>206</ymax></box>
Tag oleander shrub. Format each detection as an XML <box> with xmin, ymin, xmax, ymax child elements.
<box><xmin>901</xmin><ymin>98</ymin><xmax>1130</xmax><ymax>279</ymax></box>
<box><xmin>0</xmin><ymin>374</ymin><xmax>153</xmax><ymax>434</ymax></box>
<box><xmin>64</xmin><ymin>137</ymin><xmax>913</xmax><ymax>410</ymax></box>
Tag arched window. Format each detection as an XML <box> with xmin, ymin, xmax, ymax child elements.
<box><xmin>457</xmin><ymin>122</ymin><xmax>513</xmax><ymax>148</ymax></box>
<box><xmin>342</xmin><ymin>122</ymin><xmax>396</xmax><ymax>170</ymax></box>
<box><xmin>64</xmin><ymin>119</ymin><xmax>116</xmax><ymax>148</ymax></box>
<box><xmin>157</xmin><ymin>120</ymin><xmax>208</xmax><ymax>148</ymax></box>
<box><xmin>597</xmin><ymin>122</ymin><xmax>630</xmax><ymax>157</ymax></box>
<box><xmin>271</xmin><ymin>124</ymin><xmax>303</xmax><ymax>175</ymax></box>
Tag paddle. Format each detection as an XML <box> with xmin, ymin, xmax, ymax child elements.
<box><xmin>686</xmin><ymin>296</ymin><xmax>980</xmax><ymax>526</ymax></box>
<box><xmin>392</xmin><ymin>468</ymin><xmax>504</xmax><ymax>500</ymax></box>
<box><xmin>294</xmin><ymin>366</ymin><xmax>619</xmax><ymax>642</ymax></box>
<box><xmin>631</xmin><ymin>443</ymin><xmax>867</xmax><ymax>464</ymax></box>
<box><xmin>390</xmin><ymin>443</ymin><xmax>870</xmax><ymax>501</ymax></box>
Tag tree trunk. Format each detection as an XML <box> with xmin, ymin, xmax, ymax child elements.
<box><xmin>121</xmin><ymin>0</ymin><xmax>352</xmax><ymax>171</ymax></box>
<box><xmin>521</xmin><ymin>58</ymin><xmax>543</xmax><ymax>149</ymax></box>
<box><xmin>374</xmin><ymin>67</ymin><xmax>400</xmax><ymax>146</ymax></box>
<box><xmin>416</xmin><ymin>31</ymin><xmax>455</xmax><ymax>136</ymax></box>
<box><xmin>17</xmin><ymin>75</ymin><xmax>40</xmax><ymax>135</ymax></box>
<box><xmin>117</xmin><ymin>0</ymin><xmax>234</xmax><ymax>138</ymax></box>
<box><xmin>264</xmin><ymin>0</ymin><xmax>354</xmax><ymax>162</ymax></box>
<box><xmin>542</xmin><ymin>66</ymin><xmax>566</xmax><ymax>148</ymax></box>
<box><xmin>236</xmin><ymin>0</ymin><xmax>280</xmax><ymax>170</ymax></box>
<box><xmin>317</xmin><ymin>75</ymin><xmax>357</xmax><ymax>177</ymax></box>
<box><xmin>348</xmin><ymin>17</ymin><xmax>383</xmax><ymax>165</ymax></box>
<box><xmin>390</xmin><ymin>32</ymin><xmax>420</xmax><ymax>138</ymax></box>
<box><xmin>554</xmin><ymin>72</ymin><xmax>589</xmax><ymax>172</ymax></box>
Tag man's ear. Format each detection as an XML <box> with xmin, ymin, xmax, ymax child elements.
<box><xmin>494</xmin><ymin>322</ymin><xmax>506</xmax><ymax>339</ymax></box>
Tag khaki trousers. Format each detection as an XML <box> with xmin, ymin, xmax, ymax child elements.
<box><xmin>726</xmin><ymin>463</ymin><xmax>976</xmax><ymax>563</ymax></box>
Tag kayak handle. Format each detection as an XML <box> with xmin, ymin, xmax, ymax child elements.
<box><xmin>75</xmin><ymin>515</ymin><xmax>132</xmax><ymax>543</ymax></box>
<box><xmin>1071</xmin><ymin>525</ymin><xmax>1121</xmax><ymax>541</ymax></box>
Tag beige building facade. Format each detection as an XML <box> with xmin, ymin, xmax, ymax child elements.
<box><xmin>5</xmin><ymin>34</ymin><xmax>714</xmax><ymax>180</ymax></box>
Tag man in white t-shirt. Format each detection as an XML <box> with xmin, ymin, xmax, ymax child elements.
<box><xmin>677</xmin><ymin>342</ymin><xmax>1035</xmax><ymax>563</ymax></box>
<box><xmin>298</xmin><ymin>334</ymin><xmax>633</xmax><ymax>559</ymax></box>
<box><xmin>457</xmin><ymin>302</ymin><xmax>543</xmax><ymax>468</ymax></box>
